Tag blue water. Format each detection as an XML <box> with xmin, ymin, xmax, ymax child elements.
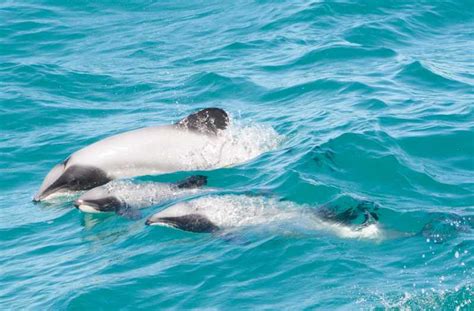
<box><xmin>1</xmin><ymin>0</ymin><xmax>473</xmax><ymax>309</ymax></box>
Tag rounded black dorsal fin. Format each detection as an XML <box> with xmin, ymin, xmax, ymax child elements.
<box><xmin>176</xmin><ymin>108</ymin><xmax>229</xmax><ymax>134</ymax></box>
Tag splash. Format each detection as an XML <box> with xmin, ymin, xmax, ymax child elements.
<box><xmin>102</xmin><ymin>179</ymin><xmax>207</xmax><ymax>209</ymax></box>
<box><xmin>200</xmin><ymin>121</ymin><xmax>284</xmax><ymax>169</ymax></box>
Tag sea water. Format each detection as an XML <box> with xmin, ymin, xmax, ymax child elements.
<box><xmin>0</xmin><ymin>1</ymin><xmax>473</xmax><ymax>309</ymax></box>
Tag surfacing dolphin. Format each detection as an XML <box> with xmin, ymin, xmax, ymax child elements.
<box><xmin>34</xmin><ymin>108</ymin><xmax>229</xmax><ymax>201</ymax></box>
<box><xmin>74</xmin><ymin>175</ymin><xmax>208</xmax><ymax>215</ymax></box>
<box><xmin>145</xmin><ymin>195</ymin><xmax>381</xmax><ymax>240</ymax></box>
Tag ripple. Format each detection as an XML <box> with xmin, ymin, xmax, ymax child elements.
<box><xmin>344</xmin><ymin>22</ymin><xmax>411</xmax><ymax>46</ymax></box>
<box><xmin>262</xmin><ymin>45</ymin><xmax>397</xmax><ymax>71</ymax></box>
<box><xmin>263</xmin><ymin>78</ymin><xmax>373</xmax><ymax>101</ymax></box>
<box><xmin>396</xmin><ymin>61</ymin><xmax>473</xmax><ymax>90</ymax></box>
<box><xmin>182</xmin><ymin>72</ymin><xmax>266</xmax><ymax>101</ymax></box>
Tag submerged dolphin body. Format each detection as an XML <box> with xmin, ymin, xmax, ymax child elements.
<box><xmin>145</xmin><ymin>195</ymin><xmax>382</xmax><ymax>240</ymax></box>
<box><xmin>74</xmin><ymin>175</ymin><xmax>208</xmax><ymax>215</ymax></box>
<box><xmin>34</xmin><ymin>108</ymin><xmax>238</xmax><ymax>201</ymax></box>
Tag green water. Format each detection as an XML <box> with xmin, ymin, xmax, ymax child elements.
<box><xmin>1</xmin><ymin>0</ymin><xmax>473</xmax><ymax>309</ymax></box>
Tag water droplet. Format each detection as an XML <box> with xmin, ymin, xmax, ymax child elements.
<box><xmin>455</xmin><ymin>251</ymin><xmax>460</xmax><ymax>258</ymax></box>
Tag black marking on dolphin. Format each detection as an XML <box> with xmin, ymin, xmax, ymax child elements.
<box><xmin>74</xmin><ymin>196</ymin><xmax>123</xmax><ymax>212</ymax></box>
<box><xmin>176</xmin><ymin>108</ymin><xmax>229</xmax><ymax>134</ymax></box>
<box><xmin>62</xmin><ymin>156</ymin><xmax>71</xmax><ymax>166</ymax></box>
<box><xmin>34</xmin><ymin>165</ymin><xmax>110</xmax><ymax>202</ymax></box>
<box><xmin>74</xmin><ymin>196</ymin><xmax>143</xmax><ymax>219</ymax></box>
<box><xmin>145</xmin><ymin>214</ymin><xmax>219</xmax><ymax>233</ymax></box>
<box><xmin>316</xmin><ymin>201</ymin><xmax>379</xmax><ymax>227</ymax></box>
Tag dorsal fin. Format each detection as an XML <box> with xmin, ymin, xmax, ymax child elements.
<box><xmin>176</xmin><ymin>108</ymin><xmax>229</xmax><ymax>134</ymax></box>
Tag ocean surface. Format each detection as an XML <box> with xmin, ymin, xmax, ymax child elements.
<box><xmin>1</xmin><ymin>0</ymin><xmax>473</xmax><ymax>309</ymax></box>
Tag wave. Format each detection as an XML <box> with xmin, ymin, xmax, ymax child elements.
<box><xmin>396</xmin><ymin>61</ymin><xmax>473</xmax><ymax>90</ymax></box>
<box><xmin>262</xmin><ymin>78</ymin><xmax>373</xmax><ymax>102</ymax></box>
<box><xmin>262</xmin><ymin>46</ymin><xmax>396</xmax><ymax>71</ymax></box>
<box><xmin>181</xmin><ymin>72</ymin><xmax>266</xmax><ymax>102</ymax></box>
<box><xmin>344</xmin><ymin>22</ymin><xmax>411</xmax><ymax>46</ymax></box>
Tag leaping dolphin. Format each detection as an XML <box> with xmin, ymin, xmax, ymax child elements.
<box><xmin>34</xmin><ymin>108</ymin><xmax>230</xmax><ymax>201</ymax></box>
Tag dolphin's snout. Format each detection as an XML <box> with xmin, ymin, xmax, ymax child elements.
<box><xmin>74</xmin><ymin>199</ymin><xmax>83</xmax><ymax>208</ymax></box>
<box><xmin>145</xmin><ymin>216</ymin><xmax>162</xmax><ymax>226</ymax></box>
<box><xmin>35</xmin><ymin>164</ymin><xmax>111</xmax><ymax>203</ymax></box>
<box><xmin>74</xmin><ymin>195</ymin><xmax>121</xmax><ymax>213</ymax></box>
<box><xmin>74</xmin><ymin>199</ymin><xmax>101</xmax><ymax>213</ymax></box>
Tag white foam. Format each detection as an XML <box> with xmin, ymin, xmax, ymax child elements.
<box><xmin>214</xmin><ymin>122</ymin><xmax>284</xmax><ymax>167</ymax></box>
<box><xmin>311</xmin><ymin>220</ymin><xmax>382</xmax><ymax>240</ymax></box>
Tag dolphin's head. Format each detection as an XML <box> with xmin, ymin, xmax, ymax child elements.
<box><xmin>34</xmin><ymin>161</ymin><xmax>110</xmax><ymax>202</ymax></box>
<box><xmin>145</xmin><ymin>202</ymin><xmax>219</xmax><ymax>233</ymax></box>
<box><xmin>74</xmin><ymin>185</ymin><xmax>123</xmax><ymax>213</ymax></box>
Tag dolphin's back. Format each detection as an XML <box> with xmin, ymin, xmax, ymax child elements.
<box><xmin>68</xmin><ymin>125</ymin><xmax>218</xmax><ymax>178</ymax></box>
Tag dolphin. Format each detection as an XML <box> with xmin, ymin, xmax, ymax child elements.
<box><xmin>74</xmin><ymin>175</ymin><xmax>208</xmax><ymax>216</ymax></box>
<box><xmin>34</xmin><ymin>108</ymin><xmax>232</xmax><ymax>201</ymax></box>
<box><xmin>145</xmin><ymin>195</ymin><xmax>382</xmax><ymax>239</ymax></box>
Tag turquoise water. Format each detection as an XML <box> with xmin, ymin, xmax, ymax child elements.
<box><xmin>1</xmin><ymin>0</ymin><xmax>474</xmax><ymax>309</ymax></box>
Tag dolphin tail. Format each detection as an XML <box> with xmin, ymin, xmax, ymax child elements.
<box><xmin>176</xmin><ymin>175</ymin><xmax>208</xmax><ymax>189</ymax></box>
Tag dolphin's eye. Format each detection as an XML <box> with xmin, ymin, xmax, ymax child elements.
<box><xmin>69</xmin><ymin>176</ymin><xmax>79</xmax><ymax>185</ymax></box>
